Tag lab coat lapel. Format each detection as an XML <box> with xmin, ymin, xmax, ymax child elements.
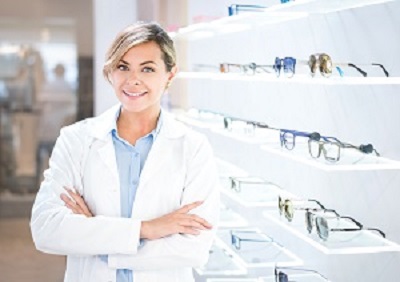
<box><xmin>97</xmin><ymin>137</ymin><xmax>120</xmax><ymax>190</ymax></box>
<box><xmin>137</xmin><ymin>114</ymin><xmax>186</xmax><ymax>191</ymax></box>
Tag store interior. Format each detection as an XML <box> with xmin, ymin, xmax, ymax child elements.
<box><xmin>1</xmin><ymin>0</ymin><xmax>400</xmax><ymax>281</ymax></box>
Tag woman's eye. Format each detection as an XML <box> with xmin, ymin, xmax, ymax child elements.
<box><xmin>117</xmin><ymin>64</ymin><xmax>129</xmax><ymax>71</ymax></box>
<box><xmin>143</xmin><ymin>67</ymin><xmax>155</xmax><ymax>73</ymax></box>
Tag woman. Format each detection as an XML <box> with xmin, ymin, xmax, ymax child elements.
<box><xmin>30</xmin><ymin>22</ymin><xmax>220</xmax><ymax>282</ymax></box>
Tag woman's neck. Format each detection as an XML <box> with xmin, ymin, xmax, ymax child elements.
<box><xmin>116</xmin><ymin>107</ymin><xmax>161</xmax><ymax>144</ymax></box>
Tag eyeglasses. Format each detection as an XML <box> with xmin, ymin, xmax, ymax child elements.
<box><xmin>274</xmin><ymin>266</ymin><xmax>329</xmax><ymax>282</ymax></box>
<box><xmin>228</xmin><ymin>4</ymin><xmax>266</xmax><ymax>16</ymax></box>
<box><xmin>229</xmin><ymin>176</ymin><xmax>269</xmax><ymax>193</ymax></box>
<box><xmin>308</xmin><ymin>53</ymin><xmax>344</xmax><ymax>77</ymax></box>
<box><xmin>307</xmin><ymin>213</ymin><xmax>385</xmax><ymax>241</ymax></box>
<box><xmin>308</xmin><ymin>139</ymin><xmax>380</xmax><ymax>163</ymax></box>
<box><xmin>224</xmin><ymin>116</ymin><xmax>279</xmax><ymax>135</ymax></box>
<box><xmin>230</xmin><ymin>230</ymin><xmax>273</xmax><ymax>250</ymax></box>
<box><xmin>308</xmin><ymin>53</ymin><xmax>390</xmax><ymax>77</ymax></box>
<box><xmin>278</xmin><ymin>196</ymin><xmax>328</xmax><ymax>222</ymax></box>
<box><xmin>273</xmin><ymin>57</ymin><xmax>296</xmax><ymax>78</ymax></box>
<box><xmin>279</xmin><ymin>129</ymin><xmax>323</xmax><ymax>150</ymax></box>
<box><xmin>220</xmin><ymin>62</ymin><xmax>273</xmax><ymax>75</ymax></box>
<box><xmin>305</xmin><ymin>209</ymin><xmax>340</xmax><ymax>234</ymax></box>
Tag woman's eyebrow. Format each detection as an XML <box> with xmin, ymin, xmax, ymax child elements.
<box><xmin>140</xmin><ymin>60</ymin><xmax>157</xmax><ymax>66</ymax></box>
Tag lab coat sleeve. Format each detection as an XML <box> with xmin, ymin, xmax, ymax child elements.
<box><xmin>108</xmin><ymin>134</ymin><xmax>220</xmax><ymax>270</ymax></box>
<box><xmin>30</xmin><ymin>124</ymin><xmax>140</xmax><ymax>256</ymax></box>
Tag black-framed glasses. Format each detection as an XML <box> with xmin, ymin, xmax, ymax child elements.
<box><xmin>230</xmin><ymin>230</ymin><xmax>273</xmax><ymax>250</ymax></box>
<box><xmin>341</xmin><ymin>63</ymin><xmax>389</xmax><ymax>77</ymax></box>
<box><xmin>228</xmin><ymin>4</ymin><xmax>266</xmax><ymax>16</ymax></box>
<box><xmin>308</xmin><ymin>139</ymin><xmax>380</xmax><ymax>163</ymax></box>
<box><xmin>311</xmin><ymin>214</ymin><xmax>385</xmax><ymax>241</ymax></box>
<box><xmin>278</xmin><ymin>196</ymin><xmax>327</xmax><ymax>222</ymax></box>
<box><xmin>274</xmin><ymin>266</ymin><xmax>329</xmax><ymax>282</ymax></box>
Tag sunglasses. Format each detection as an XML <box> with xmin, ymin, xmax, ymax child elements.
<box><xmin>230</xmin><ymin>230</ymin><xmax>273</xmax><ymax>250</ymax></box>
<box><xmin>278</xmin><ymin>196</ymin><xmax>327</xmax><ymax>222</ymax></box>
<box><xmin>306</xmin><ymin>212</ymin><xmax>385</xmax><ymax>241</ymax></box>
<box><xmin>274</xmin><ymin>266</ymin><xmax>329</xmax><ymax>282</ymax></box>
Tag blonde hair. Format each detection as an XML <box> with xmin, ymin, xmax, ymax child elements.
<box><xmin>103</xmin><ymin>21</ymin><xmax>176</xmax><ymax>83</ymax></box>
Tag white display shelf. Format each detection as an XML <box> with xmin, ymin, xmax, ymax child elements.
<box><xmin>263</xmin><ymin>210</ymin><xmax>400</xmax><ymax>255</ymax></box>
<box><xmin>176</xmin><ymin>72</ymin><xmax>400</xmax><ymax>85</ymax></box>
<box><xmin>176</xmin><ymin>0</ymin><xmax>394</xmax><ymax>38</ymax></box>
<box><xmin>220</xmin><ymin>204</ymin><xmax>249</xmax><ymax>228</ymax></box>
<box><xmin>259</xmin><ymin>142</ymin><xmax>400</xmax><ymax>172</ymax></box>
<box><xmin>216</xmin><ymin>228</ymin><xmax>303</xmax><ymax>268</ymax></box>
<box><xmin>260</xmin><ymin>273</ymin><xmax>329</xmax><ymax>282</ymax></box>
<box><xmin>206</xmin><ymin>279</ymin><xmax>258</xmax><ymax>282</ymax></box>
<box><xmin>195</xmin><ymin>239</ymin><xmax>247</xmax><ymax>276</ymax></box>
<box><xmin>174</xmin><ymin>113</ymin><xmax>400</xmax><ymax>171</ymax></box>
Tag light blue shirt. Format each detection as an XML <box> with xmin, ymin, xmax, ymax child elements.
<box><xmin>111</xmin><ymin>109</ymin><xmax>163</xmax><ymax>282</ymax></box>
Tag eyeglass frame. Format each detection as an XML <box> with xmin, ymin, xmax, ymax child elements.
<box><xmin>274</xmin><ymin>266</ymin><xmax>329</xmax><ymax>282</ymax></box>
<box><xmin>230</xmin><ymin>230</ymin><xmax>274</xmax><ymax>250</ymax></box>
<box><xmin>278</xmin><ymin>196</ymin><xmax>328</xmax><ymax>222</ymax></box>
<box><xmin>229</xmin><ymin>176</ymin><xmax>269</xmax><ymax>193</ymax></box>
<box><xmin>228</xmin><ymin>4</ymin><xmax>266</xmax><ymax>16</ymax></box>
<box><xmin>308</xmin><ymin>138</ymin><xmax>380</xmax><ymax>163</ymax></box>
<box><xmin>312</xmin><ymin>214</ymin><xmax>385</xmax><ymax>241</ymax></box>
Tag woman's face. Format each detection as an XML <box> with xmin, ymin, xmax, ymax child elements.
<box><xmin>110</xmin><ymin>41</ymin><xmax>176</xmax><ymax>115</ymax></box>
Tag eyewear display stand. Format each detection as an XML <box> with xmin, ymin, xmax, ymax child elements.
<box><xmin>172</xmin><ymin>0</ymin><xmax>400</xmax><ymax>281</ymax></box>
<box><xmin>263</xmin><ymin>210</ymin><xmax>400</xmax><ymax>255</ymax></box>
<box><xmin>206</xmin><ymin>279</ymin><xmax>258</xmax><ymax>282</ymax></box>
<box><xmin>216</xmin><ymin>229</ymin><xmax>303</xmax><ymax>268</ymax></box>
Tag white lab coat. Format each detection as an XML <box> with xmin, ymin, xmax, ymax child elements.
<box><xmin>30</xmin><ymin>104</ymin><xmax>220</xmax><ymax>282</ymax></box>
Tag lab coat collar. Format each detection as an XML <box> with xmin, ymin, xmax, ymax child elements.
<box><xmin>88</xmin><ymin>104</ymin><xmax>186</xmax><ymax>141</ymax></box>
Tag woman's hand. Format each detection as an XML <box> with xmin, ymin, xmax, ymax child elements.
<box><xmin>60</xmin><ymin>187</ymin><xmax>93</xmax><ymax>217</ymax></box>
<box><xmin>140</xmin><ymin>201</ymin><xmax>212</xmax><ymax>240</ymax></box>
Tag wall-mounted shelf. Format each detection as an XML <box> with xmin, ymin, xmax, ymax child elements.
<box><xmin>216</xmin><ymin>228</ymin><xmax>303</xmax><ymax>268</ymax></box>
<box><xmin>195</xmin><ymin>239</ymin><xmax>248</xmax><ymax>276</ymax></box>
<box><xmin>263</xmin><ymin>210</ymin><xmax>400</xmax><ymax>255</ymax></box>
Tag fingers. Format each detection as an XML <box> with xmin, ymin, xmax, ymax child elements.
<box><xmin>60</xmin><ymin>187</ymin><xmax>93</xmax><ymax>217</ymax></box>
<box><xmin>176</xmin><ymin>201</ymin><xmax>203</xmax><ymax>214</ymax></box>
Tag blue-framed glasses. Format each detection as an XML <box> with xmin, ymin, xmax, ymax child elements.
<box><xmin>279</xmin><ymin>129</ymin><xmax>331</xmax><ymax>150</ymax></box>
<box><xmin>274</xmin><ymin>57</ymin><xmax>296</xmax><ymax>78</ymax></box>
<box><xmin>228</xmin><ymin>4</ymin><xmax>266</xmax><ymax>16</ymax></box>
<box><xmin>230</xmin><ymin>230</ymin><xmax>273</xmax><ymax>250</ymax></box>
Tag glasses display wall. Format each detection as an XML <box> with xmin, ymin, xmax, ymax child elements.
<box><xmin>168</xmin><ymin>0</ymin><xmax>400</xmax><ymax>281</ymax></box>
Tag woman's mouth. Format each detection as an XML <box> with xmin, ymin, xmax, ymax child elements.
<box><xmin>123</xmin><ymin>90</ymin><xmax>147</xmax><ymax>98</ymax></box>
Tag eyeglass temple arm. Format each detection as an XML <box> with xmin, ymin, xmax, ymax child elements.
<box><xmin>334</xmin><ymin>216</ymin><xmax>386</xmax><ymax>237</ymax></box>
<box><xmin>372</xmin><ymin>63</ymin><xmax>389</xmax><ymax>77</ymax></box>
<box><xmin>348</xmin><ymin>63</ymin><xmax>368</xmax><ymax>77</ymax></box>
<box><xmin>275</xmin><ymin>267</ymin><xmax>329</xmax><ymax>281</ymax></box>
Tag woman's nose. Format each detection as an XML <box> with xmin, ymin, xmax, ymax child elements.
<box><xmin>125</xmin><ymin>72</ymin><xmax>141</xmax><ymax>85</ymax></box>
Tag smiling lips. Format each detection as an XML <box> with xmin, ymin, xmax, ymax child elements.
<box><xmin>123</xmin><ymin>90</ymin><xmax>147</xmax><ymax>98</ymax></box>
